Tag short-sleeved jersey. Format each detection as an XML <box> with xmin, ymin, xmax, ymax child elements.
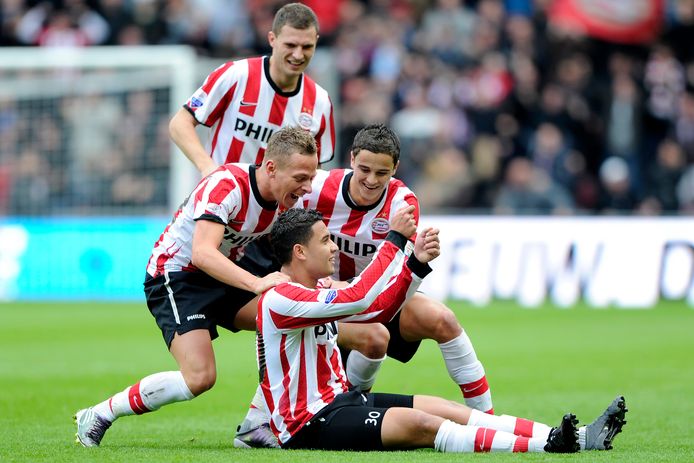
<box><xmin>146</xmin><ymin>163</ymin><xmax>279</xmax><ymax>278</ymax></box>
<box><xmin>184</xmin><ymin>56</ymin><xmax>335</xmax><ymax>166</ymax></box>
<box><xmin>300</xmin><ymin>169</ymin><xmax>420</xmax><ymax>281</ymax></box>
<box><xmin>257</xmin><ymin>236</ymin><xmax>424</xmax><ymax>445</ymax></box>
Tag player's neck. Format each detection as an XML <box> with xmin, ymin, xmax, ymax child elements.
<box><xmin>268</xmin><ymin>58</ymin><xmax>300</xmax><ymax>92</ymax></box>
<box><xmin>280</xmin><ymin>265</ymin><xmax>318</xmax><ymax>289</ymax></box>
<box><xmin>254</xmin><ymin>168</ymin><xmax>276</xmax><ymax>203</ymax></box>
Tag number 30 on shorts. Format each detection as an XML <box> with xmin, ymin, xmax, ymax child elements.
<box><xmin>364</xmin><ymin>411</ymin><xmax>381</xmax><ymax>426</ymax></box>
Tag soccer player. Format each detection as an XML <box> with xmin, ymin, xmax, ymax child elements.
<box><xmin>234</xmin><ymin>124</ymin><xmax>493</xmax><ymax>447</ymax></box>
<box><xmin>256</xmin><ymin>207</ymin><xmax>627</xmax><ymax>453</ymax></box>
<box><xmin>169</xmin><ymin>2</ymin><xmax>334</xmax><ymax>176</ymax></box>
<box><xmin>73</xmin><ymin>126</ymin><xmax>318</xmax><ymax>447</ymax></box>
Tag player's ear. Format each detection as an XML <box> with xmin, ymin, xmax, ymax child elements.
<box><xmin>268</xmin><ymin>30</ymin><xmax>276</xmax><ymax>47</ymax></box>
<box><xmin>265</xmin><ymin>159</ymin><xmax>277</xmax><ymax>178</ymax></box>
<box><xmin>293</xmin><ymin>243</ymin><xmax>307</xmax><ymax>261</ymax></box>
<box><xmin>392</xmin><ymin>160</ymin><xmax>399</xmax><ymax>175</ymax></box>
<box><xmin>349</xmin><ymin>150</ymin><xmax>356</xmax><ymax>168</ymax></box>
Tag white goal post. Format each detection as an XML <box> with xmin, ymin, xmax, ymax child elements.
<box><xmin>0</xmin><ymin>46</ymin><xmax>199</xmax><ymax>214</ymax></box>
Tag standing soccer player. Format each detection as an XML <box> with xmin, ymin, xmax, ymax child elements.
<box><xmin>73</xmin><ymin>127</ymin><xmax>318</xmax><ymax>447</ymax></box>
<box><xmin>169</xmin><ymin>2</ymin><xmax>334</xmax><ymax>176</ymax></box>
<box><xmin>255</xmin><ymin>208</ymin><xmax>626</xmax><ymax>453</ymax></box>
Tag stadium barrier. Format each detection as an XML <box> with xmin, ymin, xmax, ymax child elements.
<box><xmin>1</xmin><ymin>216</ymin><xmax>692</xmax><ymax>307</ymax></box>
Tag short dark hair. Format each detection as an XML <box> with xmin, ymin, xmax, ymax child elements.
<box><xmin>350</xmin><ymin>124</ymin><xmax>401</xmax><ymax>164</ymax></box>
<box><xmin>265</xmin><ymin>126</ymin><xmax>317</xmax><ymax>166</ymax></box>
<box><xmin>272</xmin><ymin>3</ymin><xmax>319</xmax><ymax>35</ymax></box>
<box><xmin>271</xmin><ymin>208</ymin><xmax>324</xmax><ymax>265</ymax></box>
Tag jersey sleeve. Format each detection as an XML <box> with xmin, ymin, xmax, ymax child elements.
<box><xmin>192</xmin><ymin>172</ymin><xmax>242</xmax><ymax>224</ymax></box>
<box><xmin>262</xmin><ymin>233</ymin><xmax>424</xmax><ymax>330</ymax></box>
<box><xmin>185</xmin><ymin>61</ymin><xmax>239</xmax><ymax>127</ymax></box>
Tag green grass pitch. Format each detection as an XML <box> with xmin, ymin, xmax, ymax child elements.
<box><xmin>1</xmin><ymin>300</ymin><xmax>693</xmax><ymax>462</ymax></box>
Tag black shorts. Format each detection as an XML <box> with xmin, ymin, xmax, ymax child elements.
<box><xmin>383</xmin><ymin>310</ymin><xmax>422</xmax><ymax>363</ymax></box>
<box><xmin>143</xmin><ymin>271</ymin><xmax>256</xmax><ymax>348</ymax></box>
<box><xmin>283</xmin><ymin>390</ymin><xmax>414</xmax><ymax>451</ymax></box>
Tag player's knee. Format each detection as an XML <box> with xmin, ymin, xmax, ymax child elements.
<box><xmin>429</xmin><ymin>308</ymin><xmax>462</xmax><ymax>343</ymax></box>
<box><xmin>182</xmin><ymin>367</ymin><xmax>216</xmax><ymax>396</ymax></box>
<box><xmin>358</xmin><ymin>324</ymin><xmax>390</xmax><ymax>358</ymax></box>
<box><xmin>407</xmin><ymin>410</ymin><xmax>442</xmax><ymax>444</ymax></box>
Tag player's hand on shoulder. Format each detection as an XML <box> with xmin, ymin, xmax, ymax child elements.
<box><xmin>390</xmin><ymin>205</ymin><xmax>417</xmax><ymax>239</ymax></box>
<box><xmin>414</xmin><ymin>227</ymin><xmax>440</xmax><ymax>264</ymax></box>
<box><xmin>253</xmin><ymin>271</ymin><xmax>291</xmax><ymax>294</ymax></box>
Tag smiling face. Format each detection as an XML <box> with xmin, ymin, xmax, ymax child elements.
<box><xmin>269</xmin><ymin>151</ymin><xmax>317</xmax><ymax>209</ymax></box>
<box><xmin>349</xmin><ymin>149</ymin><xmax>398</xmax><ymax>206</ymax></box>
<box><xmin>268</xmin><ymin>25</ymin><xmax>318</xmax><ymax>86</ymax></box>
<box><xmin>301</xmin><ymin>220</ymin><xmax>338</xmax><ymax>279</ymax></box>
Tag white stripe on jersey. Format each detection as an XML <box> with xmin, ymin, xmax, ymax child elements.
<box><xmin>301</xmin><ymin>169</ymin><xmax>420</xmax><ymax>280</ymax></box>
<box><xmin>146</xmin><ymin>164</ymin><xmax>279</xmax><ymax>277</ymax></box>
<box><xmin>257</xmin><ymin>239</ymin><xmax>423</xmax><ymax>444</ymax></box>
<box><xmin>185</xmin><ymin>56</ymin><xmax>335</xmax><ymax>165</ymax></box>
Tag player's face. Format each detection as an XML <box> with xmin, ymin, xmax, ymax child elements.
<box><xmin>268</xmin><ymin>25</ymin><xmax>318</xmax><ymax>80</ymax></box>
<box><xmin>271</xmin><ymin>152</ymin><xmax>318</xmax><ymax>209</ymax></box>
<box><xmin>349</xmin><ymin>149</ymin><xmax>398</xmax><ymax>206</ymax></box>
<box><xmin>303</xmin><ymin>221</ymin><xmax>338</xmax><ymax>278</ymax></box>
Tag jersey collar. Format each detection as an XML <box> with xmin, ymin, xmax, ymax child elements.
<box><xmin>249</xmin><ymin>165</ymin><xmax>279</xmax><ymax>210</ymax></box>
<box><xmin>342</xmin><ymin>171</ymin><xmax>386</xmax><ymax>211</ymax></box>
<box><xmin>263</xmin><ymin>56</ymin><xmax>303</xmax><ymax>98</ymax></box>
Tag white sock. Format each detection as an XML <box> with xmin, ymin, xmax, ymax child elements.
<box><xmin>241</xmin><ymin>385</ymin><xmax>270</xmax><ymax>429</ymax></box>
<box><xmin>93</xmin><ymin>371</ymin><xmax>193</xmax><ymax>422</ymax></box>
<box><xmin>433</xmin><ymin>419</ymin><xmax>547</xmax><ymax>453</ymax></box>
<box><xmin>467</xmin><ymin>409</ymin><xmax>552</xmax><ymax>439</ymax></box>
<box><xmin>439</xmin><ymin>333</ymin><xmax>493</xmax><ymax>413</ymax></box>
<box><xmin>345</xmin><ymin>350</ymin><xmax>385</xmax><ymax>392</ymax></box>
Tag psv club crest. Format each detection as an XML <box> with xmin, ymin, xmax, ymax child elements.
<box><xmin>370</xmin><ymin>218</ymin><xmax>390</xmax><ymax>234</ymax></box>
<box><xmin>298</xmin><ymin>112</ymin><xmax>313</xmax><ymax>129</ymax></box>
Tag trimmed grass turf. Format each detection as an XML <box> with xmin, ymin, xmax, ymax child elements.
<box><xmin>1</xmin><ymin>300</ymin><xmax>693</xmax><ymax>462</ymax></box>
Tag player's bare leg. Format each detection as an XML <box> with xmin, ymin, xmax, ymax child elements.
<box><xmin>74</xmin><ymin>329</ymin><xmax>216</xmax><ymax>447</ymax></box>
<box><xmin>338</xmin><ymin>322</ymin><xmax>390</xmax><ymax>391</ymax></box>
<box><xmin>380</xmin><ymin>397</ymin><xmax>578</xmax><ymax>453</ymax></box>
<box><xmin>397</xmin><ymin>293</ymin><xmax>494</xmax><ymax>413</ymax></box>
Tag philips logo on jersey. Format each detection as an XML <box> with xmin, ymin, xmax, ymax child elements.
<box><xmin>370</xmin><ymin>218</ymin><xmax>390</xmax><ymax>234</ymax></box>
<box><xmin>223</xmin><ymin>227</ymin><xmax>258</xmax><ymax>247</ymax></box>
<box><xmin>331</xmin><ymin>234</ymin><xmax>378</xmax><ymax>258</ymax></box>
<box><xmin>187</xmin><ymin>314</ymin><xmax>206</xmax><ymax>321</ymax></box>
<box><xmin>234</xmin><ymin>118</ymin><xmax>274</xmax><ymax>144</ymax></box>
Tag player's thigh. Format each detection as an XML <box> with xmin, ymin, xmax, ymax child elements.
<box><xmin>380</xmin><ymin>407</ymin><xmax>443</xmax><ymax>449</ymax></box>
<box><xmin>169</xmin><ymin>329</ymin><xmax>215</xmax><ymax>374</ymax></box>
<box><xmin>232</xmin><ymin>295</ymin><xmax>261</xmax><ymax>331</ymax></box>
<box><xmin>337</xmin><ymin>322</ymin><xmax>390</xmax><ymax>355</ymax></box>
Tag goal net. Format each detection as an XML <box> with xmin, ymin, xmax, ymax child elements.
<box><xmin>0</xmin><ymin>46</ymin><xmax>199</xmax><ymax>216</ymax></box>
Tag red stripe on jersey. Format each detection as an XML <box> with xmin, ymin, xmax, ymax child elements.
<box><xmin>513</xmin><ymin>417</ymin><xmax>534</xmax><ymax>437</ymax></box>
<box><xmin>316</xmin><ymin>345</ymin><xmax>337</xmax><ymax>404</ymax></box>
<box><xmin>208</xmin><ymin>178</ymin><xmax>235</xmax><ymax>205</ymax></box>
<box><xmin>277</xmin><ymin>334</ymin><xmax>292</xmax><ymax>420</ymax></box>
<box><xmin>513</xmin><ymin>436</ymin><xmax>530</xmax><ymax>452</ymax></box>
<box><xmin>460</xmin><ymin>376</ymin><xmax>490</xmax><ymax>398</ymax></box>
<box><xmin>223</xmin><ymin>165</ymin><xmax>250</xmax><ymax>222</ymax></box>
<box><xmin>302</xmin><ymin>77</ymin><xmax>317</xmax><ymax>116</ymax></box>
<box><xmin>474</xmin><ymin>428</ymin><xmax>496</xmax><ymax>452</ymax></box>
<box><xmin>316</xmin><ymin>114</ymin><xmax>326</xmax><ymax>158</ymax></box>
<box><xmin>270</xmin><ymin>308</ymin><xmax>343</xmax><ymax>330</ymax></box>
<box><xmin>327</xmin><ymin>102</ymin><xmax>335</xmax><ymax>156</ymax></box>
<box><xmin>295</xmin><ymin>331</ymin><xmax>308</xmax><ymax>418</ymax></box>
<box><xmin>338</xmin><ymin>253</ymin><xmax>356</xmax><ymax>281</ymax></box>
<box><xmin>240</xmin><ymin>57</ymin><xmax>262</xmax><ymax>117</ymax></box>
<box><xmin>225</xmin><ymin>137</ymin><xmax>245</xmax><ymax>164</ymax></box>
<box><xmin>128</xmin><ymin>382</ymin><xmax>150</xmax><ymax>415</ymax></box>
<box><xmin>253</xmin><ymin>207</ymin><xmax>276</xmax><ymax>234</ymax></box>
<box><xmin>146</xmin><ymin>208</ymin><xmax>181</xmax><ymax>272</ymax></box>
<box><xmin>316</xmin><ymin>170</ymin><xmax>346</xmax><ymax>222</ymax></box>
<box><xmin>268</xmin><ymin>93</ymin><xmax>289</xmax><ymax>126</ymax></box>
<box><xmin>255</xmin><ymin>147</ymin><xmax>265</xmax><ymax>166</ymax></box>
<box><xmin>342</xmin><ymin>208</ymin><xmax>367</xmax><ymax>237</ymax></box>
<box><xmin>202</xmin><ymin>62</ymin><xmax>233</xmax><ymax>94</ymax></box>
<box><xmin>205</xmin><ymin>82</ymin><xmax>237</xmax><ymax>127</ymax></box>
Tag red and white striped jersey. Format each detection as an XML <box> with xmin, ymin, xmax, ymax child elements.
<box><xmin>257</xmin><ymin>237</ymin><xmax>425</xmax><ymax>444</ymax></box>
<box><xmin>146</xmin><ymin>164</ymin><xmax>279</xmax><ymax>277</ymax></box>
<box><xmin>184</xmin><ymin>56</ymin><xmax>335</xmax><ymax>166</ymax></box>
<box><xmin>301</xmin><ymin>169</ymin><xmax>420</xmax><ymax>280</ymax></box>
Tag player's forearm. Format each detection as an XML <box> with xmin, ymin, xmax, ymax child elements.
<box><xmin>169</xmin><ymin>109</ymin><xmax>218</xmax><ymax>176</ymax></box>
<box><xmin>191</xmin><ymin>246</ymin><xmax>257</xmax><ymax>292</ymax></box>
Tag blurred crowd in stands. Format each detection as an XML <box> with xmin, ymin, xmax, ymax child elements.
<box><xmin>1</xmin><ymin>0</ymin><xmax>694</xmax><ymax>215</ymax></box>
